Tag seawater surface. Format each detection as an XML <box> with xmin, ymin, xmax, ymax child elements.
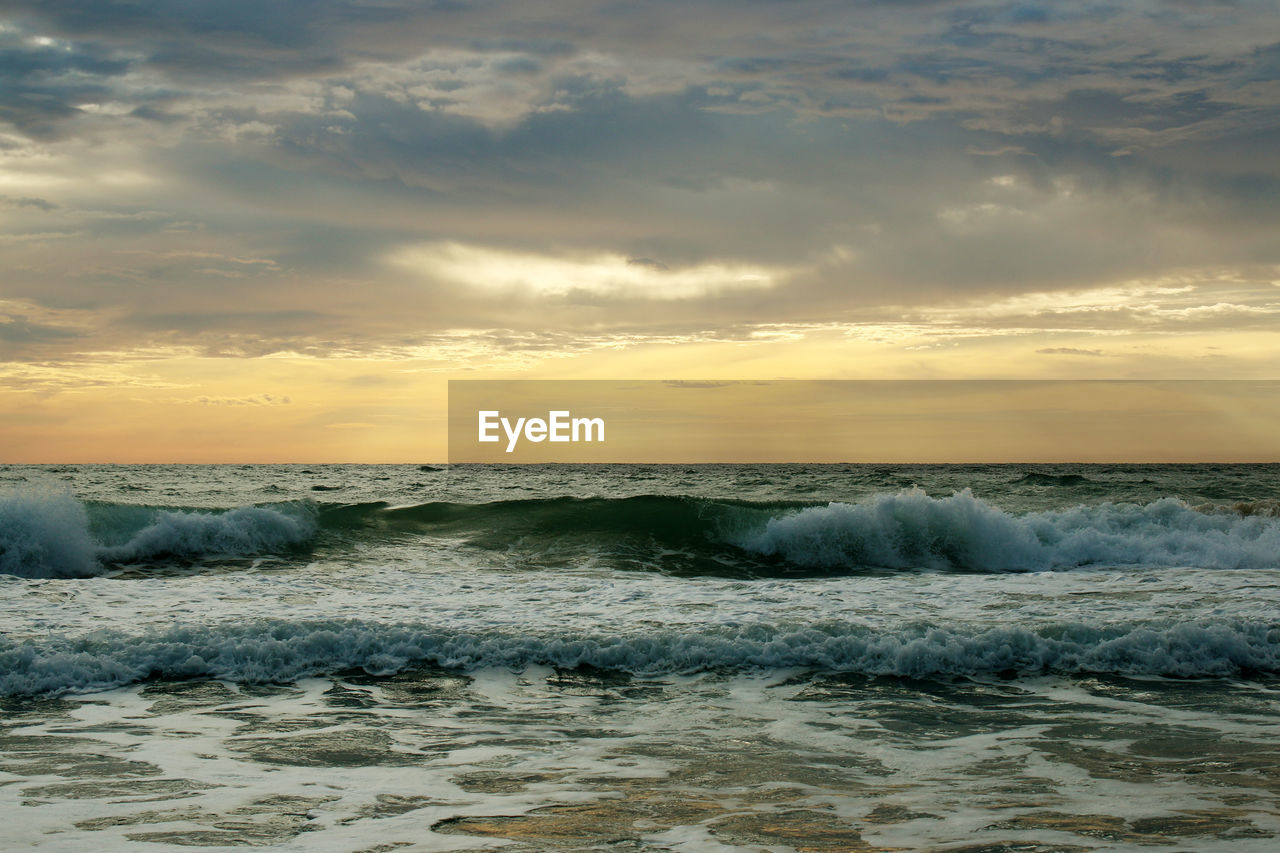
<box><xmin>2</xmin><ymin>464</ymin><xmax>1279</xmax><ymax>851</ymax></box>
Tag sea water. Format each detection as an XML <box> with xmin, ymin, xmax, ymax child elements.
<box><xmin>2</xmin><ymin>463</ymin><xmax>1279</xmax><ymax>851</ymax></box>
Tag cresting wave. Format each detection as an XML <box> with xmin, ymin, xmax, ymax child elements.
<box><xmin>2</xmin><ymin>488</ymin><xmax>1280</xmax><ymax>577</ymax></box>
<box><xmin>0</xmin><ymin>492</ymin><xmax>97</xmax><ymax>579</ymax></box>
<box><xmin>2</xmin><ymin>618</ymin><xmax>1277</xmax><ymax>696</ymax></box>
<box><xmin>191</xmin><ymin>491</ymin><xmax>1280</xmax><ymax>573</ymax></box>
<box><xmin>0</xmin><ymin>492</ymin><xmax>316</xmax><ymax>577</ymax></box>
<box><xmin>1010</xmin><ymin>472</ymin><xmax>1095</xmax><ymax>486</ymax></box>
<box><xmin>735</xmin><ymin>489</ymin><xmax>1280</xmax><ymax>571</ymax></box>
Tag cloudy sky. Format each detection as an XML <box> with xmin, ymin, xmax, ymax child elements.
<box><xmin>1</xmin><ymin>0</ymin><xmax>1277</xmax><ymax>460</ymax></box>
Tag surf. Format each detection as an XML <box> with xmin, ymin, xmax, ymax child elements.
<box><xmin>3</xmin><ymin>617</ymin><xmax>1278</xmax><ymax>697</ymax></box>
<box><xmin>3</xmin><ymin>487</ymin><xmax>1280</xmax><ymax>578</ymax></box>
<box><xmin>0</xmin><ymin>492</ymin><xmax>317</xmax><ymax>577</ymax></box>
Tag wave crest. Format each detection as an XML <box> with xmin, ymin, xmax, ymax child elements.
<box><xmin>3</xmin><ymin>618</ymin><xmax>1277</xmax><ymax>696</ymax></box>
<box><xmin>735</xmin><ymin>489</ymin><xmax>1280</xmax><ymax>572</ymax></box>
<box><xmin>98</xmin><ymin>504</ymin><xmax>316</xmax><ymax>563</ymax></box>
<box><xmin>0</xmin><ymin>493</ymin><xmax>317</xmax><ymax>577</ymax></box>
<box><xmin>0</xmin><ymin>492</ymin><xmax>98</xmax><ymax>578</ymax></box>
<box><xmin>735</xmin><ymin>489</ymin><xmax>1046</xmax><ymax>571</ymax></box>
<box><xmin>4</xmin><ymin>487</ymin><xmax>1280</xmax><ymax>577</ymax></box>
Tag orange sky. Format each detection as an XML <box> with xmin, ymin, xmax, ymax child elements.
<box><xmin>447</xmin><ymin>380</ymin><xmax>1280</xmax><ymax>464</ymax></box>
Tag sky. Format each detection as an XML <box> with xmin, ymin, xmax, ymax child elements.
<box><xmin>448</xmin><ymin>380</ymin><xmax>1280</xmax><ymax>463</ymax></box>
<box><xmin>1</xmin><ymin>0</ymin><xmax>1278</xmax><ymax>461</ymax></box>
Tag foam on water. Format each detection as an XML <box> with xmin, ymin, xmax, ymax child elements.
<box><xmin>0</xmin><ymin>492</ymin><xmax>98</xmax><ymax>578</ymax></box>
<box><xmin>3</xmin><ymin>617</ymin><xmax>1277</xmax><ymax>696</ymax></box>
<box><xmin>4</xmin><ymin>465</ymin><xmax>1280</xmax><ymax>851</ymax></box>
<box><xmin>96</xmin><ymin>503</ymin><xmax>316</xmax><ymax>563</ymax></box>
<box><xmin>0</xmin><ymin>493</ymin><xmax>317</xmax><ymax>577</ymax></box>
<box><xmin>5</xmin><ymin>480</ymin><xmax>1280</xmax><ymax>578</ymax></box>
<box><xmin>737</xmin><ymin>489</ymin><xmax>1280</xmax><ymax>571</ymax></box>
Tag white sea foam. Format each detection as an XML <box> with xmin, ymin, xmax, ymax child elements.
<box><xmin>737</xmin><ymin>489</ymin><xmax>1280</xmax><ymax>571</ymax></box>
<box><xmin>4</xmin><ymin>486</ymin><xmax>1280</xmax><ymax>578</ymax></box>
<box><xmin>3</xmin><ymin>618</ymin><xmax>1277</xmax><ymax>696</ymax></box>
<box><xmin>0</xmin><ymin>493</ymin><xmax>316</xmax><ymax>577</ymax></box>
<box><xmin>97</xmin><ymin>504</ymin><xmax>316</xmax><ymax>563</ymax></box>
<box><xmin>0</xmin><ymin>492</ymin><xmax>99</xmax><ymax>578</ymax></box>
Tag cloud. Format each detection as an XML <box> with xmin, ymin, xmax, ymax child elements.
<box><xmin>0</xmin><ymin>359</ymin><xmax>182</xmax><ymax>392</ymax></box>
<box><xmin>0</xmin><ymin>30</ymin><xmax>134</xmax><ymax>140</ymax></box>
<box><xmin>0</xmin><ymin>230</ymin><xmax>85</xmax><ymax>244</ymax></box>
<box><xmin>0</xmin><ymin>299</ymin><xmax>100</xmax><ymax>359</ymax></box>
<box><xmin>0</xmin><ymin>315</ymin><xmax>82</xmax><ymax>343</ymax></box>
<box><xmin>627</xmin><ymin>257</ymin><xmax>668</xmax><ymax>271</ymax></box>
<box><xmin>663</xmin><ymin>380</ymin><xmax>734</xmax><ymax>389</ymax></box>
<box><xmin>387</xmin><ymin>242</ymin><xmax>780</xmax><ymax>300</ymax></box>
<box><xmin>178</xmin><ymin>393</ymin><xmax>291</xmax><ymax>406</ymax></box>
<box><xmin>0</xmin><ymin>0</ymin><xmax>1276</xmax><ymax>376</ymax></box>
<box><xmin>1036</xmin><ymin>347</ymin><xmax>1107</xmax><ymax>357</ymax></box>
<box><xmin>0</xmin><ymin>194</ymin><xmax>58</xmax><ymax>210</ymax></box>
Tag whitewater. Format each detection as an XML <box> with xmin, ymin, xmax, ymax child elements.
<box><xmin>2</xmin><ymin>463</ymin><xmax>1279</xmax><ymax>851</ymax></box>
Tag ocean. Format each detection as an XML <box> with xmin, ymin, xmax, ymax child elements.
<box><xmin>2</xmin><ymin>463</ymin><xmax>1279</xmax><ymax>851</ymax></box>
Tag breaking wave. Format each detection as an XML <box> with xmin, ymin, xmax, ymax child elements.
<box><xmin>2</xmin><ymin>618</ymin><xmax>1277</xmax><ymax>696</ymax></box>
<box><xmin>734</xmin><ymin>489</ymin><xmax>1280</xmax><ymax>572</ymax></box>
<box><xmin>0</xmin><ymin>493</ymin><xmax>316</xmax><ymax>577</ymax></box>
<box><xmin>1011</xmin><ymin>472</ymin><xmax>1095</xmax><ymax>486</ymax></box>
<box><xmin>0</xmin><ymin>492</ymin><xmax>98</xmax><ymax>578</ymax></box>
<box><xmin>96</xmin><ymin>504</ymin><xmax>316</xmax><ymax>564</ymax></box>
<box><xmin>3</xmin><ymin>488</ymin><xmax>1280</xmax><ymax>578</ymax></box>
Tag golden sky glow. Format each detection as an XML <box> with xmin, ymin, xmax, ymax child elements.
<box><xmin>448</xmin><ymin>381</ymin><xmax>1280</xmax><ymax>464</ymax></box>
<box><xmin>1</xmin><ymin>2</ymin><xmax>1278</xmax><ymax>461</ymax></box>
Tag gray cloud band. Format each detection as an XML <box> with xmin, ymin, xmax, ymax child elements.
<box><xmin>0</xmin><ymin>0</ymin><xmax>1276</xmax><ymax>364</ymax></box>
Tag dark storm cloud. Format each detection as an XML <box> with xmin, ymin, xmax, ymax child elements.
<box><xmin>250</xmin><ymin>83</ymin><xmax>734</xmax><ymax>195</ymax></box>
<box><xmin>1</xmin><ymin>0</ymin><xmax>491</xmax><ymax>86</ymax></box>
<box><xmin>0</xmin><ymin>26</ymin><xmax>130</xmax><ymax>136</ymax></box>
<box><xmin>4</xmin><ymin>0</ymin><xmax>435</xmax><ymax>52</ymax></box>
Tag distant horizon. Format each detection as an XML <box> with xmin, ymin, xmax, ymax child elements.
<box><xmin>10</xmin><ymin>460</ymin><xmax>1280</xmax><ymax>466</ymax></box>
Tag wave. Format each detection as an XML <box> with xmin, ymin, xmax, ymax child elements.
<box><xmin>318</xmin><ymin>491</ymin><xmax>1280</xmax><ymax>572</ymax></box>
<box><xmin>0</xmin><ymin>492</ymin><xmax>98</xmax><ymax>578</ymax></box>
<box><xmin>4</xmin><ymin>488</ymin><xmax>1280</xmax><ymax>578</ymax></box>
<box><xmin>2</xmin><ymin>618</ymin><xmax>1277</xmax><ymax>696</ymax></box>
<box><xmin>1011</xmin><ymin>472</ymin><xmax>1094</xmax><ymax>486</ymax></box>
<box><xmin>1193</xmin><ymin>499</ymin><xmax>1280</xmax><ymax>518</ymax></box>
<box><xmin>96</xmin><ymin>504</ymin><xmax>316</xmax><ymax>564</ymax></box>
<box><xmin>733</xmin><ymin>489</ymin><xmax>1280</xmax><ymax>572</ymax></box>
<box><xmin>0</xmin><ymin>493</ymin><xmax>316</xmax><ymax>577</ymax></box>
